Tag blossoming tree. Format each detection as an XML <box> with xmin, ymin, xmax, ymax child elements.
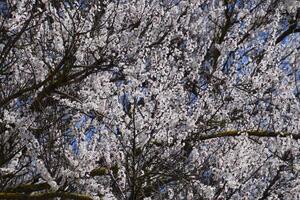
<box><xmin>1</xmin><ymin>0</ymin><xmax>300</xmax><ymax>199</ymax></box>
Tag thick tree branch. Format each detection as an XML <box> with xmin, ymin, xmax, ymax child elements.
<box><xmin>197</xmin><ymin>130</ymin><xmax>300</xmax><ymax>141</ymax></box>
<box><xmin>3</xmin><ymin>183</ymin><xmax>50</xmax><ymax>193</ymax></box>
<box><xmin>276</xmin><ymin>24</ymin><xmax>300</xmax><ymax>44</ymax></box>
<box><xmin>0</xmin><ymin>192</ymin><xmax>93</xmax><ymax>200</ymax></box>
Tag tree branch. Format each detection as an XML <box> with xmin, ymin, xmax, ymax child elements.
<box><xmin>197</xmin><ymin>130</ymin><xmax>300</xmax><ymax>141</ymax></box>
<box><xmin>276</xmin><ymin>23</ymin><xmax>300</xmax><ymax>44</ymax></box>
<box><xmin>4</xmin><ymin>183</ymin><xmax>50</xmax><ymax>193</ymax></box>
<box><xmin>0</xmin><ymin>192</ymin><xmax>93</xmax><ymax>200</ymax></box>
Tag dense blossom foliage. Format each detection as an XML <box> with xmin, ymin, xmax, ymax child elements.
<box><xmin>0</xmin><ymin>0</ymin><xmax>300</xmax><ymax>199</ymax></box>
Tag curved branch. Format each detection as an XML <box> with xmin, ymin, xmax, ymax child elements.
<box><xmin>197</xmin><ymin>130</ymin><xmax>300</xmax><ymax>141</ymax></box>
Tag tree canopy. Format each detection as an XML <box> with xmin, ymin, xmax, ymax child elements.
<box><xmin>1</xmin><ymin>0</ymin><xmax>300</xmax><ymax>199</ymax></box>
